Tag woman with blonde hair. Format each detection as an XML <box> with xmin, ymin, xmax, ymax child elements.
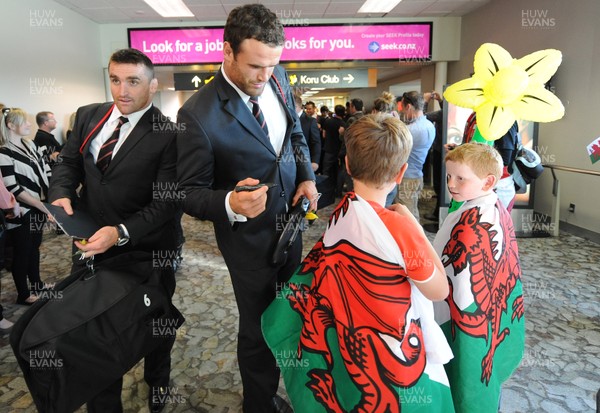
<box><xmin>0</xmin><ymin>108</ymin><xmax>51</xmax><ymax>305</ymax></box>
<box><xmin>372</xmin><ymin>91</ymin><xmax>398</xmax><ymax>116</ymax></box>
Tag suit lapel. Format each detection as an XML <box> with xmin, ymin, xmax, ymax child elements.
<box><xmin>107</xmin><ymin>108</ymin><xmax>153</xmax><ymax>172</ymax></box>
<box><xmin>81</xmin><ymin>103</ymin><xmax>114</xmax><ymax>159</ymax></box>
<box><xmin>270</xmin><ymin>69</ymin><xmax>294</xmax><ymax>142</ymax></box>
<box><xmin>216</xmin><ymin>71</ymin><xmax>277</xmax><ymax>156</ymax></box>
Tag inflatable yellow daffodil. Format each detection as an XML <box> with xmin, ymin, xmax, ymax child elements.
<box><xmin>444</xmin><ymin>43</ymin><xmax>564</xmax><ymax>141</ymax></box>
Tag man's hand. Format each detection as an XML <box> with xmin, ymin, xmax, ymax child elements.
<box><xmin>51</xmin><ymin>198</ymin><xmax>74</xmax><ymax>215</ymax></box>
<box><xmin>294</xmin><ymin>180</ymin><xmax>319</xmax><ymax>212</ymax></box>
<box><xmin>311</xmin><ymin>162</ymin><xmax>319</xmax><ymax>172</ymax></box>
<box><xmin>74</xmin><ymin>226</ymin><xmax>119</xmax><ymax>257</ymax></box>
<box><xmin>229</xmin><ymin>178</ymin><xmax>269</xmax><ymax>219</ymax></box>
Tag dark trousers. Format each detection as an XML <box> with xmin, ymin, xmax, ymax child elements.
<box><xmin>321</xmin><ymin>152</ymin><xmax>340</xmax><ymax>196</ymax></box>
<box><xmin>86</xmin><ymin>334</ymin><xmax>176</xmax><ymax>413</ymax></box>
<box><xmin>432</xmin><ymin>149</ymin><xmax>442</xmax><ymax>215</ymax></box>
<box><xmin>9</xmin><ymin>211</ymin><xmax>44</xmax><ymax>302</ymax></box>
<box><xmin>228</xmin><ymin>237</ymin><xmax>302</xmax><ymax>413</ymax></box>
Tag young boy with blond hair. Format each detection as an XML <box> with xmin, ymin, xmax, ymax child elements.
<box><xmin>263</xmin><ymin>113</ymin><xmax>456</xmax><ymax>413</ymax></box>
<box><xmin>433</xmin><ymin>143</ymin><xmax>525</xmax><ymax>413</ymax></box>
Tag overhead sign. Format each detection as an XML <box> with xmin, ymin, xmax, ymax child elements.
<box><xmin>129</xmin><ymin>23</ymin><xmax>432</xmax><ymax>66</ymax></box>
<box><xmin>288</xmin><ymin>70</ymin><xmax>370</xmax><ymax>88</ymax></box>
<box><xmin>173</xmin><ymin>72</ymin><xmax>216</xmax><ymax>90</ymax></box>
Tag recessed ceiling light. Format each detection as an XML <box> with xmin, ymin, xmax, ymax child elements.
<box><xmin>144</xmin><ymin>0</ymin><xmax>194</xmax><ymax>18</ymax></box>
<box><xmin>358</xmin><ymin>0</ymin><xmax>402</xmax><ymax>14</ymax></box>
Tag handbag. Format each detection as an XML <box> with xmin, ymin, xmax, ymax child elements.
<box><xmin>9</xmin><ymin>251</ymin><xmax>184</xmax><ymax>413</ymax></box>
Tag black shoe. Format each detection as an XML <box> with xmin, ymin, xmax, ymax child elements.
<box><xmin>149</xmin><ymin>386</ymin><xmax>167</xmax><ymax>413</ymax></box>
<box><xmin>272</xmin><ymin>394</ymin><xmax>293</xmax><ymax>413</ymax></box>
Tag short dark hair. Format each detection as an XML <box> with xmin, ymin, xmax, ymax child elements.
<box><xmin>334</xmin><ymin>104</ymin><xmax>346</xmax><ymax>117</ymax></box>
<box><xmin>224</xmin><ymin>4</ymin><xmax>285</xmax><ymax>55</ymax></box>
<box><xmin>109</xmin><ymin>48</ymin><xmax>155</xmax><ymax>78</ymax></box>
<box><xmin>402</xmin><ymin>91</ymin><xmax>425</xmax><ymax>111</ymax></box>
<box><xmin>305</xmin><ymin>101</ymin><xmax>315</xmax><ymax>108</ymax></box>
<box><xmin>351</xmin><ymin>98</ymin><xmax>364</xmax><ymax>111</ymax></box>
<box><xmin>36</xmin><ymin>111</ymin><xmax>53</xmax><ymax>127</ymax></box>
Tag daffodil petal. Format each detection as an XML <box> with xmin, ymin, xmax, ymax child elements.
<box><xmin>473</xmin><ymin>43</ymin><xmax>514</xmax><ymax>82</ymax></box>
<box><xmin>509</xmin><ymin>86</ymin><xmax>565</xmax><ymax>122</ymax></box>
<box><xmin>443</xmin><ymin>77</ymin><xmax>487</xmax><ymax>109</ymax></box>
<box><xmin>475</xmin><ymin>102</ymin><xmax>517</xmax><ymax>141</ymax></box>
<box><xmin>514</xmin><ymin>49</ymin><xmax>562</xmax><ymax>85</ymax></box>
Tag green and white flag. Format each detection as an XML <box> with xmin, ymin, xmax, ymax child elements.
<box><xmin>433</xmin><ymin>192</ymin><xmax>525</xmax><ymax>413</ymax></box>
<box><xmin>263</xmin><ymin>193</ymin><xmax>455</xmax><ymax>413</ymax></box>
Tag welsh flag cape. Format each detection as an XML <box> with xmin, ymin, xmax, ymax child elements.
<box><xmin>263</xmin><ymin>193</ymin><xmax>455</xmax><ymax>413</ymax></box>
<box><xmin>433</xmin><ymin>192</ymin><xmax>525</xmax><ymax>413</ymax></box>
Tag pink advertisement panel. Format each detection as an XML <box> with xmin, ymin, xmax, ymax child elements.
<box><xmin>128</xmin><ymin>23</ymin><xmax>432</xmax><ymax>65</ymax></box>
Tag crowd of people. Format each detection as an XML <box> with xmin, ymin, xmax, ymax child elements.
<box><xmin>1</xmin><ymin>3</ymin><xmax>525</xmax><ymax>413</ymax></box>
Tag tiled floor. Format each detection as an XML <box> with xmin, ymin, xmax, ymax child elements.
<box><xmin>0</xmin><ymin>194</ymin><xmax>599</xmax><ymax>412</ymax></box>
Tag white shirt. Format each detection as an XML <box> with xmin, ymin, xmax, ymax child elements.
<box><xmin>90</xmin><ymin>103</ymin><xmax>152</xmax><ymax>162</ymax></box>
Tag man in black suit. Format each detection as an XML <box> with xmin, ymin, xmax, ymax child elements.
<box><xmin>177</xmin><ymin>4</ymin><xmax>317</xmax><ymax>412</ymax></box>
<box><xmin>49</xmin><ymin>48</ymin><xmax>180</xmax><ymax>413</ymax></box>
<box><xmin>294</xmin><ymin>97</ymin><xmax>321</xmax><ymax>172</ymax></box>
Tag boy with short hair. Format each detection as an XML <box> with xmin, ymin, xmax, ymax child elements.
<box><xmin>433</xmin><ymin>143</ymin><xmax>525</xmax><ymax>413</ymax></box>
<box><xmin>263</xmin><ymin>114</ymin><xmax>456</xmax><ymax>413</ymax></box>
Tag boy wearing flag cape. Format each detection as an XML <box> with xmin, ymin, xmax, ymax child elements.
<box><xmin>263</xmin><ymin>114</ymin><xmax>456</xmax><ymax>412</ymax></box>
<box><xmin>433</xmin><ymin>143</ymin><xmax>525</xmax><ymax>412</ymax></box>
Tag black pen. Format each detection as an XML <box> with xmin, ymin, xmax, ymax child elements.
<box><xmin>234</xmin><ymin>183</ymin><xmax>277</xmax><ymax>192</ymax></box>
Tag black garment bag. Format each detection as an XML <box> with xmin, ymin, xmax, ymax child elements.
<box><xmin>10</xmin><ymin>251</ymin><xmax>184</xmax><ymax>413</ymax></box>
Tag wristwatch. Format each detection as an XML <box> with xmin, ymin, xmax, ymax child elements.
<box><xmin>114</xmin><ymin>224</ymin><xmax>130</xmax><ymax>246</ymax></box>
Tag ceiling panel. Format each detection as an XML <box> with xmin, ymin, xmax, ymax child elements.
<box><xmin>53</xmin><ymin>0</ymin><xmax>490</xmax><ymax>23</ymax></box>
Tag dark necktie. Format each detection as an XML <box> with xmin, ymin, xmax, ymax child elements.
<box><xmin>249</xmin><ymin>96</ymin><xmax>269</xmax><ymax>137</ymax></box>
<box><xmin>96</xmin><ymin>116</ymin><xmax>128</xmax><ymax>173</ymax></box>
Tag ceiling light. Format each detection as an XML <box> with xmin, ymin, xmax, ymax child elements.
<box><xmin>358</xmin><ymin>0</ymin><xmax>402</xmax><ymax>13</ymax></box>
<box><xmin>144</xmin><ymin>0</ymin><xmax>194</xmax><ymax>18</ymax></box>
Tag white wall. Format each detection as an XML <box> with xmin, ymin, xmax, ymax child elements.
<box><xmin>0</xmin><ymin>0</ymin><xmax>105</xmax><ymax>143</ymax></box>
<box><xmin>449</xmin><ymin>0</ymin><xmax>600</xmax><ymax>234</ymax></box>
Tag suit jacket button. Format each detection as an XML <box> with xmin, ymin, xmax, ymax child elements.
<box><xmin>280</xmin><ymin>191</ymin><xmax>285</xmax><ymax>197</ymax></box>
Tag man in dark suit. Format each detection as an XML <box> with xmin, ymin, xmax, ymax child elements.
<box><xmin>294</xmin><ymin>97</ymin><xmax>321</xmax><ymax>172</ymax></box>
<box><xmin>177</xmin><ymin>4</ymin><xmax>317</xmax><ymax>412</ymax></box>
<box><xmin>49</xmin><ymin>48</ymin><xmax>180</xmax><ymax>413</ymax></box>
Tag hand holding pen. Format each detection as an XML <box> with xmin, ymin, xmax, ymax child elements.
<box><xmin>230</xmin><ymin>178</ymin><xmax>273</xmax><ymax>219</ymax></box>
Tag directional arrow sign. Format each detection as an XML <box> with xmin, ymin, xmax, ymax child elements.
<box><xmin>287</xmin><ymin>69</ymin><xmax>369</xmax><ymax>88</ymax></box>
<box><xmin>174</xmin><ymin>72</ymin><xmax>216</xmax><ymax>90</ymax></box>
<box><xmin>191</xmin><ymin>75</ymin><xmax>202</xmax><ymax>88</ymax></box>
